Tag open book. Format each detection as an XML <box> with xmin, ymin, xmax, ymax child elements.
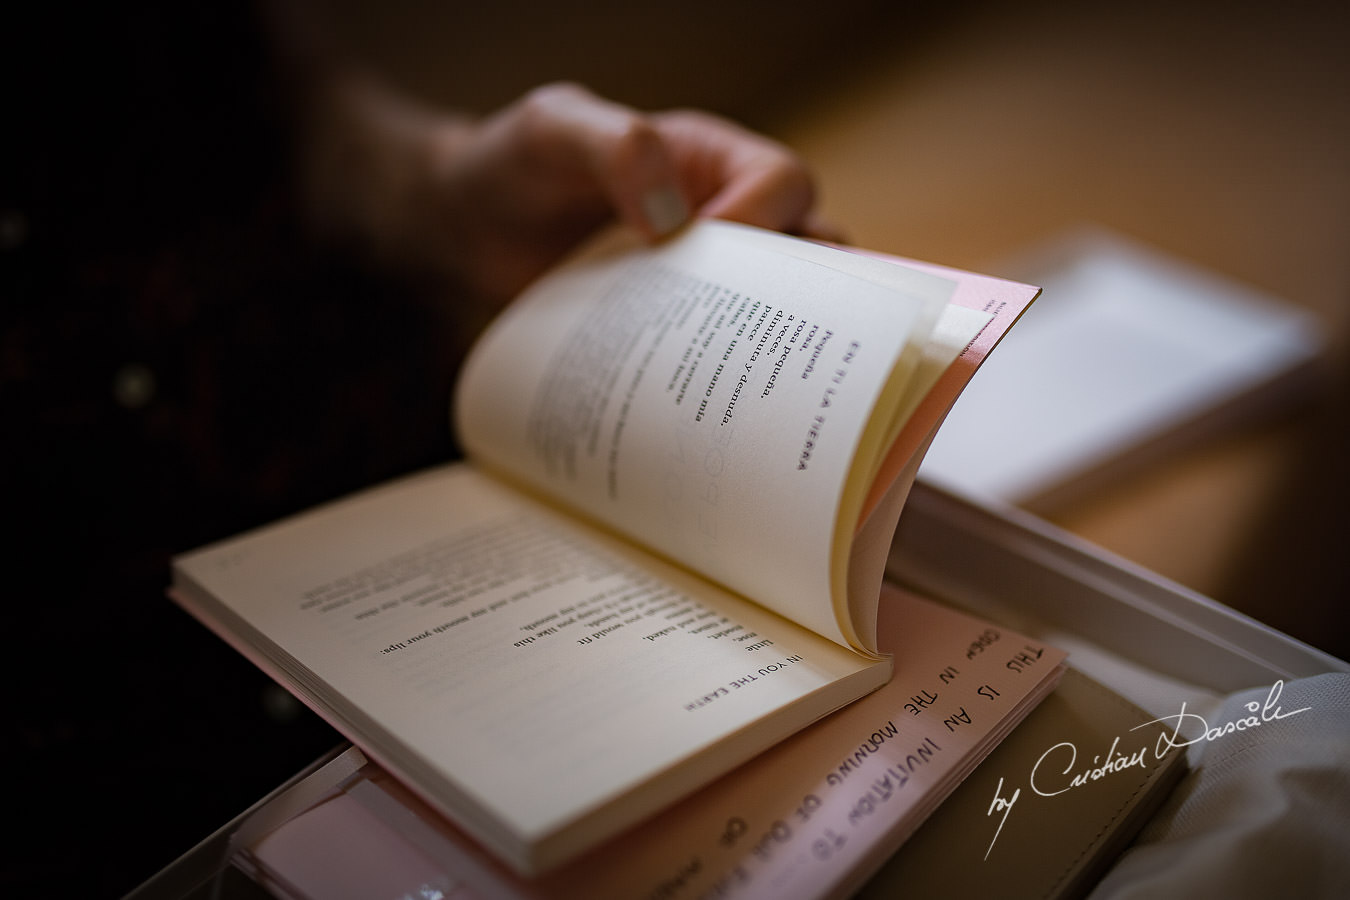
<box><xmin>171</xmin><ymin>221</ymin><xmax>1040</xmax><ymax>875</ymax></box>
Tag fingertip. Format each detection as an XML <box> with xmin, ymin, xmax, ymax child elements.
<box><xmin>641</xmin><ymin>185</ymin><xmax>690</xmax><ymax>237</ymax></box>
<box><xmin>687</xmin><ymin>138</ymin><xmax>819</xmax><ymax>238</ymax></box>
<box><xmin>605</xmin><ymin>121</ymin><xmax>690</xmax><ymax>239</ymax></box>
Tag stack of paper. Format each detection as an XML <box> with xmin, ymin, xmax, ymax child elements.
<box><xmin>918</xmin><ymin>227</ymin><xmax>1324</xmax><ymax>510</ymax></box>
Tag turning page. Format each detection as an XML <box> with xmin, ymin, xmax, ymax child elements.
<box><xmin>456</xmin><ymin>222</ymin><xmax>956</xmax><ymax>650</ymax></box>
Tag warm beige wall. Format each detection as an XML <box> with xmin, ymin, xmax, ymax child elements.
<box><xmin>776</xmin><ymin>2</ymin><xmax>1350</xmax><ymax>340</ymax></box>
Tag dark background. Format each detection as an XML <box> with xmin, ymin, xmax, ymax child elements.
<box><xmin>5</xmin><ymin>1</ymin><xmax>1347</xmax><ymax>895</ymax></box>
<box><xmin>4</xmin><ymin>3</ymin><xmax>461</xmax><ymax>894</ymax></box>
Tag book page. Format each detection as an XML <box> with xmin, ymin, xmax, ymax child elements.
<box><xmin>173</xmin><ymin>464</ymin><xmax>889</xmax><ymax>873</ymax></box>
<box><xmin>853</xmin><ymin>250</ymin><xmax>1042</xmax><ymax>523</ymax></box>
<box><xmin>242</xmin><ymin>586</ymin><xmax>1068</xmax><ymax>900</ymax></box>
<box><xmin>455</xmin><ymin>222</ymin><xmax>955</xmax><ymax>650</ymax></box>
<box><xmin>836</xmin><ymin>259</ymin><xmax>1040</xmax><ymax>648</ymax></box>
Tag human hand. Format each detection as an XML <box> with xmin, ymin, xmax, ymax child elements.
<box><xmin>304</xmin><ymin>80</ymin><xmax>840</xmax><ymax>306</ymax></box>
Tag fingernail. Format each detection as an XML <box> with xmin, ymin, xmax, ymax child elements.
<box><xmin>642</xmin><ymin>186</ymin><xmax>689</xmax><ymax>236</ymax></box>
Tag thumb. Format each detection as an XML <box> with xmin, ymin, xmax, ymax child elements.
<box><xmin>595</xmin><ymin>121</ymin><xmax>689</xmax><ymax>238</ymax></box>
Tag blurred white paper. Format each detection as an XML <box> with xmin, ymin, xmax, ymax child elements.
<box><xmin>918</xmin><ymin>226</ymin><xmax>1324</xmax><ymax>510</ymax></box>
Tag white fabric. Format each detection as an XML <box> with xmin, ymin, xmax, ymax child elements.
<box><xmin>1088</xmin><ymin>673</ymin><xmax>1350</xmax><ymax>899</ymax></box>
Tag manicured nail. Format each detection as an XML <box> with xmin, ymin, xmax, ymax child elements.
<box><xmin>642</xmin><ymin>186</ymin><xmax>689</xmax><ymax>236</ymax></box>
